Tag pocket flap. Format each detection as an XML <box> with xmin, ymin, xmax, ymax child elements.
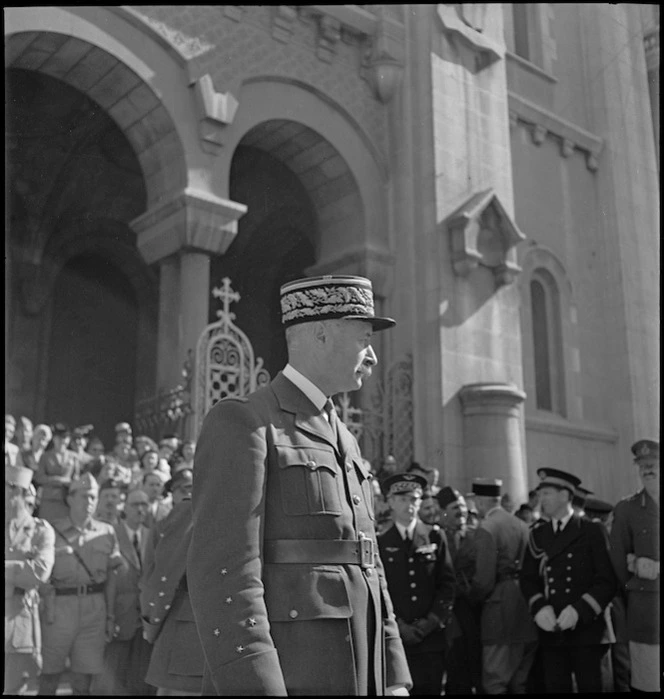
<box><xmin>264</xmin><ymin>565</ymin><xmax>352</xmax><ymax>621</ymax></box>
<box><xmin>275</xmin><ymin>445</ymin><xmax>338</xmax><ymax>472</ymax></box>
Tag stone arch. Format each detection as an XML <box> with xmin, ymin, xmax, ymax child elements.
<box><xmin>214</xmin><ymin>76</ymin><xmax>393</xmax><ymax>295</ymax></box>
<box><xmin>518</xmin><ymin>244</ymin><xmax>581</xmax><ymax>420</ymax></box>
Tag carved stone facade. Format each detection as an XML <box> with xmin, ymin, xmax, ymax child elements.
<box><xmin>5</xmin><ymin>5</ymin><xmax>658</xmax><ymax>503</ymax></box>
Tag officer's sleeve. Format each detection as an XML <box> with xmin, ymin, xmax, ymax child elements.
<box><xmin>571</xmin><ymin>521</ymin><xmax>618</xmax><ymax>624</ymax></box>
<box><xmin>8</xmin><ymin>520</ymin><xmax>55</xmax><ymax>589</ymax></box>
<box><xmin>470</xmin><ymin>527</ymin><xmax>497</xmax><ymax>602</ymax></box>
<box><xmin>519</xmin><ymin>528</ymin><xmax>547</xmax><ymax>616</ymax></box>
<box><xmin>608</xmin><ymin>501</ymin><xmax>631</xmax><ymax>589</ymax></box>
<box><xmin>187</xmin><ymin>398</ymin><xmax>288</xmax><ymax>696</ymax></box>
<box><xmin>431</xmin><ymin>530</ymin><xmax>456</xmax><ymax>623</ymax></box>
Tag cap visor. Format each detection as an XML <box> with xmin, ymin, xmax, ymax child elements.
<box><xmin>342</xmin><ymin>315</ymin><xmax>396</xmax><ymax>331</ymax></box>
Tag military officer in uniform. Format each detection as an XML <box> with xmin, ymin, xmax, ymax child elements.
<box><xmin>188</xmin><ymin>275</ymin><xmax>412</xmax><ymax>695</ymax></box>
<box><xmin>436</xmin><ymin>486</ymin><xmax>483</xmax><ymax>696</ymax></box>
<box><xmin>38</xmin><ymin>473</ymin><xmax>124</xmax><ymax>695</ymax></box>
<box><xmin>609</xmin><ymin>439</ymin><xmax>660</xmax><ymax>693</ymax></box>
<box><xmin>5</xmin><ymin>465</ymin><xmax>55</xmax><ymax>695</ymax></box>
<box><xmin>520</xmin><ymin>467</ymin><xmax>618</xmax><ymax>693</ymax></box>
<box><xmin>378</xmin><ymin>473</ymin><xmax>455</xmax><ymax>694</ymax></box>
<box><xmin>471</xmin><ymin>477</ymin><xmax>538</xmax><ymax>694</ymax></box>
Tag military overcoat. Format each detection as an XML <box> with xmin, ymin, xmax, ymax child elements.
<box><xmin>187</xmin><ymin>372</ymin><xmax>411</xmax><ymax>695</ymax></box>
<box><xmin>609</xmin><ymin>489</ymin><xmax>659</xmax><ymax>644</ymax></box>
<box><xmin>520</xmin><ymin>514</ymin><xmax>617</xmax><ymax>647</ymax></box>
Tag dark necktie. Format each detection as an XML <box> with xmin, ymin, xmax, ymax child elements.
<box><xmin>324</xmin><ymin>398</ymin><xmax>338</xmax><ymax>444</ymax></box>
<box><xmin>133</xmin><ymin>531</ymin><xmax>142</xmax><ymax>567</ymax></box>
<box><xmin>555</xmin><ymin>520</ymin><xmax>562</xmax><ymax>535</ymax></box>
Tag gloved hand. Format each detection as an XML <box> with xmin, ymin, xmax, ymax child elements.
<box><xmin>534</xmin><ymin>605</ymin><xmax>557</xmax><ymax>632</ymax></box>
<box><xmin>412</xmin><ymin>612</ymin><xmax>441</xmax><ymax>638</ymax></box>
<box><xmin>397</xmin><ymin>619</ymin><xmax>424</xmax><ymax>646</ymax></box>
<box><xmin>635</xmin><ymin>556</ymin><xmax>660</xmax><ymax>580</ymax></box>
<box><xmin>556</xmin><ymin>605</ymin><xmax>579</xmax><ymax>631</ymax></box>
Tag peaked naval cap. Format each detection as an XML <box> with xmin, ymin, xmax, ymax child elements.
<box><xmin>382</xmin><ymin>472</ymin><xmax>427</xmax><ymax>498</ymax></box>
<box><xmin>536</xmin><ymin>467</ymin><xmax>582</xmax><ymax>494</ymax></box>
<box><xmin>280</xmin><ymin>275</ymin><xmax>396</xmax><ymax>331</ymax></box>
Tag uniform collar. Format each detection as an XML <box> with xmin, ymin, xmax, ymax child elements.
<box><xmin>395</xmin><ymin>520</ymin><xmax>417</xmax><ymax>541</ymax></box>
<box><xmin>283</xmin><ymin>364</ymin><xmax>327</xmax><ymax>413</ymax></box>
<box><xmin>552</xmin><ymin>508</ymin><xmax>574</xmax><ymax>532</ymax></box>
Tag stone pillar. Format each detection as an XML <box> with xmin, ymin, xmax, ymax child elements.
<box><xmin>459</xmin><ymin>383</ymin><xmax>528</xmax><ymax>505</ymax></box>
<box><xmin>131</xmin><ymin>187</ymin><xmax>247</xmax><ymax>392</ymax></box>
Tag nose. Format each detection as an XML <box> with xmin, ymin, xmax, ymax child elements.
<box><xmin>364</xmin><ymin>345</ymin><xmax>377</xmax><ymax>366</ymax></box>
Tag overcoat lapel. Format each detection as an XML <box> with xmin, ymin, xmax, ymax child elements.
<box><xmin>271</xmin><ymin>372</ymin><xmax>339</xmax><ymax>453</ymax></box>
<box><xmin>546</xmin><ymin>515</ymin><xmax>583</xmax><ymax>561</ymax></box>
<box><xmin>115</xmin><ymin>522</ymin><xmax>141</xmax><ymax>571</ymax></box>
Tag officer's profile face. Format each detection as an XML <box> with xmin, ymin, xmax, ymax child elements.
<box><xmin>419</xmin><ymin>497</ymin><xmax>441</xmax><ymax>526</ymax></box>
<box><xmin>69</xmin><ymin>488</ymin><xmax>98</xmax><ymax>518</ymax></box>
<box><xmin>389</xmin><ymin>491</ymin><xmax>421</xmax><ymax>525</ymax></box>
<box><xmin>321</xmin><ymin>320</ymin><xmax>377</xmax><ymax>394</ymax></box>
<box><xmin>638</xmin><ymin>457</ymin><xmax>659</xmax><ymax>487</ymax></box>
<box><xmin>442</xmin><ymin>498</ymin><xmax>468</xmax><ymax>530</ymax></box>
<box><xmin>538</xmin><ymin>486</ymin><xmax>568</xmax><ymax>518</ymax></box>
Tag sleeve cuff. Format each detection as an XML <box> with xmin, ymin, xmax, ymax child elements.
<box><xmin>528</xmin><ymin>593</ymin><xmax>545</xmax><ymax>613</ymax></box>
<box><xmin>577</xmin><ymin>593</ymin><xmax>602</xmax><ymax>623</ymax></box>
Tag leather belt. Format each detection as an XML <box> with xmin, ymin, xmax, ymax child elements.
<box><xmin>54</xmin><ymin>582</ymin><xmax>105</xmax><ymax>596</ymax></box>
<box><xmin>264</xmin><ymin>538</ymin><xmax>375</xmax><ymax>569</ymax></box>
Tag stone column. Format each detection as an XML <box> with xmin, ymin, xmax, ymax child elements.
<box><xmin>459</xmin><ymin>383</ymin><xmax>528</xmax><ymax>505</ymax></box>
<box><xmin>131</xmin><ymin>187</ymin><xmax>247</xmax><ymax>392</ymax></box>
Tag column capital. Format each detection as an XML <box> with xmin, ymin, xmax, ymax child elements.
<box><xmin>459</xmin><ymin>382</ymin><xmax>526</xmax><ymax>416</ymax></box>
<box><xmin>131</xmin><ymin>187</ymin><xmax>247</xmax><ymax>265</ymax></box>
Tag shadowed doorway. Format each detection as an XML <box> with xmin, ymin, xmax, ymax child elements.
<box><xmin>46</xmin><ymin>254</ymin><xmax>138</xmax><ymax>448</ymax></box>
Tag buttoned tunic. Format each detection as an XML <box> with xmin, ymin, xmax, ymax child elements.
<box><xmin>520</xmin><ymin>514</ymin><xmax>617</xmax><ymax>647</ymax></box>
<box><xmin>379</xmin><ymin>521</ymin><xmax>455</xmax><ymax>654</ymax></box>
<box><xmin>35</xmin><ymin>450</ymin><xmax>81</xmax><ymax>523</ymax></box>
<box><xmin>609</xmin><ymin>489</ymin><xmax>659</xmax><ymax>644</ymax></box>
<box><xmin>187</xmin><ymin>372</ymin><xmax>411</xmax><ymax>695</ymax></box>
<box><xmin>41</xmin><ymin>516</ymin><xmax>122</xmax><ymax>674</ymax></box>
<box><xmin>473</xmin><ymin>507</ymin><xmax>537</xmax><ymax>645</ymax></box>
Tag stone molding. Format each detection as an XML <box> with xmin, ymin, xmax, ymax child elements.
<box><xmin>436</xmin><ymin>4</ymin><xmax>503</xmax><ymax>72</ymax></box>
<box><xmin>445</xmin><ymin>188</ymin><xmax>526</xmax><ymax>286</ymax></box>
<box><xmin>131</xmin><ymin>188</ymin><xmax>247</xmax><ymax>265</ymax></box>
<box><xmin>508</xmin><ymin>92</ymin><xmax>604</xmax><ymax>171</ymax></box>
<box><xmin>526</xmin><ymin>414</ymin><xmax>618</xmax><ymax>444</ymax></box>
<box><xmin>191</xmin><ymin>74</ymin><xmax>240</xmax><ymax>154</ymax></box>
<box><xmin>459</xmin><ymin>383</ymin><xmax>526</xmax><ymax>417</ymax></box>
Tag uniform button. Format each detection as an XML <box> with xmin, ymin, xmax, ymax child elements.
<box><xmin>565</xmin><ymin>588</ymin><xmax>571</xmax><ymax>593</ymax></box>
<box><xmin>409</xmin><ymin>570</ymin><xmax>415</xmax><ymax>576</ymax></box>
<box><xmin>546</xmin><ymin>566</ymin><xmax>552</xmax><ymax>571</ymax></box>
<box><xmin>567</xmin><ymin>554</ymin><xmax>573</xmax><ymax>558</ymax></box>
<box><xmin>353</xmin><ymin>495</ymin><xmax>361</xmax><ymax>505</ymax></box>
<box><xmin>154</xmin><ymin>618</ymin><xmax>160</xmax><ymax>623</ymax></box>
<box><xmin>161</xmin><ymin>576</ymin><xmax>167</xmax><ymax>582</ymax></box>
<box><xmin>366</xmin><ymin>568</ymin><xmax>373</xmax><ymax>577</ymax></box>
<box><xmin>358</xmin><ymin>531</ymin><xmax>365</xmax><ymax>539</ymax></box>
<box><xmin>388</xmin><ymin>558</ymin><xmax>394</xmax><ymax>563</ymax></box>
<box><xmin>164</xmin><ymin>605</ymin><xmax>171</xmax><ymax>610</ymax></box>
<box><xmin>289</xmin><ymin>609</ymin><xmax>298</xmax><ymax>619</ymax></box>
<box><xmin>550</xmin><ymin>589</ymin><xmax>556</xmax><ymax>595</ymax></box>
<box><xmin>345</xmin><ymin>459</ymin><xmax>353</xmax><ymax>472</ymax></box>
<box><xmin>566</xmin><ymin>567</ymin><xmax>571</xmax><ymax>571</ymax></box>
<box><xmin>410</xmin><ymin>582</ymin><xmax>416</xmax><ymax>588</ymax></box>
<box><xmin>158</xmin><ymin>591</ymin><xmax>165</xmax><ymax>597</ymax></box>
<box><xmin>566</xmin><ymin>577</ymin><xmax>572</xmax><ymax>582</ymax></box>
<box><xmin>548</xmin><ymin>578</ymin><xmax>554</xmax><ymax>584</ymax></box>
<box><xmin>411</xmin><ymin>595</ymin><xmax>418</xmax><ymax>602</ymax></box>
<box><xmin>408</xmin><ymin>558</ymin><xmax>414</xmax><ymax>564</ymax></box>
<box><xmin>306</xmin><ymin>461</ymin><xmax>316</xmax><ymax>470</ymax></box>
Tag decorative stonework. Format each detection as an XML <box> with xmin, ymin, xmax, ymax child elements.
<box><xmin>272</xmin><ymin>6</ymin><xmax>297</xmax><ymax>43</ymax></box>
<box><xmin>445</xmin><ymin>188</ymin><xmax>526</xmax><ymax>285</ymax></box>
<box><xmin>508</xmin><ymin>92</ymin><xmax>604</xmax><ymax>172</ymax></box>
<box><xmin>436</xmin><ymin>4</ymin><xmax>503</xmax><ymax>72</ymax></box>
<box><xmin>191</xmin><ymin>74</ymin><xmax>239</xmax><ymax>154</ymax></box>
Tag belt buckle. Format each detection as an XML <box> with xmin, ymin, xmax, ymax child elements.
<box><xmin>359</xmin><ymin>535</ymin><xmax>374</xmax><ymax>569</ymax></box>
<box><xmin>77</xmin><ymin>583</ymin><xmax>88</xmax><ymax>596</ymax></box>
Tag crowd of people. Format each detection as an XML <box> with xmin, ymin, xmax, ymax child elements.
<box><xmin>5</xmin><ymin>271</ymin><xmax>660</xmax><ymax>696</ymax></box>
<box><xmin>5</xmin><ymin>414</ymin><xmax>199</xmax><ymax>695</ymax></box>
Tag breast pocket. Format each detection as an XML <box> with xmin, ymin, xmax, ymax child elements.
<box><xmin>276</xmin><ymin>445</ymin><xmax>342</xmax><ymax>516</ymax></box>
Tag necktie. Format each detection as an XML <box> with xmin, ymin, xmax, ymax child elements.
<box><xmin>555</xmin><ymin>520</ymin><xmax>562</xmax><ymax>535</ymax></box>
<box><xmin>324</xmin><ymin>398</ymin><xmax>338</xmax><ymax>443</ymax></box>
<box><xmin>133</xmin><ymin>531</ymin><xmax>142</xmax><ymax>567</ymax></box>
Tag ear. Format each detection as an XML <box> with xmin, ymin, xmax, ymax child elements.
<box><xmin>312</xmin><ymin>321</ymin><xmax>328</xmax><ymax>344</ymax></box>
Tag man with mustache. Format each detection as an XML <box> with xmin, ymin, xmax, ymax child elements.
<box><xmin>188</xmin><ymin>275</ymin><xmax>411</xmax><ymax>695</ymax></box>
<box><xmin>609</xmin><ymin>439</ymin><xmax>660</xmax><ymax>693</ymax></box>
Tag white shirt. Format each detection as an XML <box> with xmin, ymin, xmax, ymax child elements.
<box><xmin>282</xmin><ymin>364</ymin><xmax>328</xmax><ymax>414</ymax></box>
<box><xmin>552</xmin><ymin>509</ymin><xmax>574</xmax><ymax>533</ymax></box>
<box><xmin>395</xmin><ymin>521</ymin><xmax>417</xmax><ymax>541</ymax></box>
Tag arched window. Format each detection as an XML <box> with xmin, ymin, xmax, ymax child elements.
<box><xmin>530</xmin><ymin>270</ymin><xmax>564</xmax><ymax>413</ymax></box>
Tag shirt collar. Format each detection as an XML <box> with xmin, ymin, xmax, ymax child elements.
<box><xmin>395</xmin><ymin>520</ymin><xmax>417</xmax><ymax>540</ymax></box>
<box><xmin>124</xmin><ymin>520</ymin><xmax>140</xmax><ymax>541</ymax></box>
<box><xmin>553</xmin><ymin>509</ymin><xmax>574</xmax><ymax>532</ymax></box>
<box><xmin>283</xmin><ymin>364</ymin><xmax>328</xmax><ymax>412</ymax></box>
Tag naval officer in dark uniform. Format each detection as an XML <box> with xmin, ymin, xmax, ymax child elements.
<box><xmin>188</xmin><ymin>275</ymin><xmax>411</xmax><ymax>695</ymax></box>
<box><xmin>520</xmin><ymin>467</ymin><xmax>617</xmax><ymax>693</ymax></box>
<box><xmin>609</xmin><ymin>439</ymin><xmax>660</xmax><ymax>693</ymax></box>
<box><xmin>378</xmin><ymin>473</ymin><xmax>455</xmax><ymax>695</ymax></box>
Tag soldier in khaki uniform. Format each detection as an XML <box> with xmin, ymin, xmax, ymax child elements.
<box><xmin>5</xmin><ymin>464</ymin><xmax>55</xmax><ymax>695</ymax></box>
<box><xmin>38</xmin><ymin>473</ymin><xmax>124</xmax><ymax>695</ymax></box>
<box><xmin>609</xmin><ymin>439</ymin><xmax>660</xmax><ymax>693</ymax></box>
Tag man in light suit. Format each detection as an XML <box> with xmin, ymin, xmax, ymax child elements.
<box><xmin>471</xmin><ymin>477</ymin><xmax>538</xmax><ymax>694</ymax></box>
<box><xmin>95</xmin><ymin>488</ymin><xmax>154</xmax><ymax>695</ymax></box>
<box><xmin>188</xmin><ymin>275</ymin><xmax>412</xmax><ymax>696</ymax></box>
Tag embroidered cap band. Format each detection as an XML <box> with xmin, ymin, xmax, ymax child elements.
<box><xmin>382</xmin><ymin>472</ymin><xmax>427</xmax><ymax>498</ymax></box>
<box><xmin>280</xmin><ymin>275</ymin><xmax>396</xmax><ymax>331</ymax></box>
